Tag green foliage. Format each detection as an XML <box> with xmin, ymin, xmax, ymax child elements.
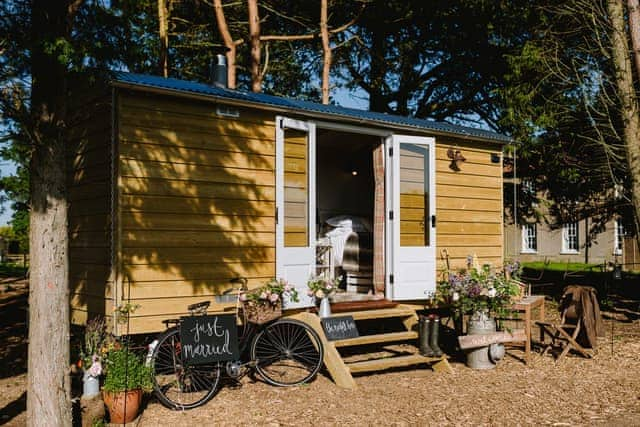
<box><xmin>521</xmin><ymin>261</ymin><xmax>599</xmax><ymax>273</ymax></box>
<box><xmin>102</xmin><ymin>348</ymin><xmax>153</xmax><ymax>393</ymax></box>
<box><xmin>437</xmin><ymin>263</ymin><xmax>521</xmax><ymax>319</ymax></box>
<box><xmin>499</xmin><ymin>1</ymin><xmax>634</xmax><ymax>236</ymax></box>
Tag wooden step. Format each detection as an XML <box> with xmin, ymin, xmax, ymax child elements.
<box><xmin>334</xmin><ymin>307</ymin><xmax>416</xmax><ymax>321</ymax></box>
<box><xmin>329</xmin><ymin>299</ymin><xmax>397</xmax><ymax>313</ymax></box>
<box><xmin>347</xmin><ymin>354</ymin><xmax>441</xmax><ymax>373</ymax></box>
<box><xmin>332</xmin><ymin>331</ymin><xmax>418</xmax><ymax>348</ymax></box>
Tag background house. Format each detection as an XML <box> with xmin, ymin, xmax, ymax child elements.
<box><xmin>503</xmin><ymin>163</ymin><xmax>634</xmax><ymax>267</ymax></box>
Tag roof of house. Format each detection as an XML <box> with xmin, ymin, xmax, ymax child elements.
<box><xmin>111</xmin><ymin>71</ymin><xmax>512</xmax><ymax>144</ymax></box>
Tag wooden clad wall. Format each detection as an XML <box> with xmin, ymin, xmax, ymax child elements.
<box><xmin>68</xmin><ymin>85</ymin><xmax>113</xmax><ymax>326</ymax></box>
<box><xmin>116</xmin><ymin>91</ymin><xmax>276</xmax><ymax>333</ymax></box>
<box><xmin>435</xmin><ymin>137</ymin><xmax>503</xmax><ymax>272</ymax></box>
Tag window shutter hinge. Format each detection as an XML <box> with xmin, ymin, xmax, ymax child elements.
<box><xmin>390</xmin><ymin>274</ymin><xmax>394</xmax><ymax>284</ymax></box>
<box><xmin>389</xmin><ymin>211</ymin><xmax>394</xmax><ymax>220</ymax></box>
<box><xmin>275</xmin><ymin>207</ymin><xmax>279</xmax><ymax>224</ymax></box>
<box><xmin>389</xmin><ymin>147</ymin><xmax>393</xmax><ymax>157</ymax></box>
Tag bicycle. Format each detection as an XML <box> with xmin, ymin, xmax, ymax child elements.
<box><xmin>147</xmin><ymin>278</ymin><xmax>324</xmax><ymax>410</ymax></box>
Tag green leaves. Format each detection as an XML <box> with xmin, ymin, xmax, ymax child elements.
<box><xmin>102</xmin><ymin>348</ymin><xmax>153</xmax><ymax>393</ymax></box>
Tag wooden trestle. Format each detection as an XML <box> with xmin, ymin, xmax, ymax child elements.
<box><xmin>291</xmin><ymin>305</ymin><xmax>452</xmax><ymax>389</ymax></box>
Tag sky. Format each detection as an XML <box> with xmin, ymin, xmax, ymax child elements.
<box><xmin>0</xmin><ymin>161</ymin><xmax>16</xmax><ymax>226</ymax></box>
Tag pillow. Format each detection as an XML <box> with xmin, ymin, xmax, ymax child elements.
<box><xmin>325</xmin><ymin>215</ymin><xmax>372</xmax><ymax>232</ymax></box>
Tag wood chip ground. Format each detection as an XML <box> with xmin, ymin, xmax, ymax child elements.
<box><xmin>1</xmin><ymin>287</ymin><xmax>639</xmax><ymax>426</ymax></box>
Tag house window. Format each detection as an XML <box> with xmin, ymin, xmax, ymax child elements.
<box><xmin>614</xmin><ymin>220</ymin><xmax>624</xmax><ymax>255</ymax></box>
<box><xmin>562</xmin><ymin>222</ymin><xmax>579</xmax><ymax>253</ymax></box>
<box><xmin>522</xmin><ymin>224</ymin><xmax>537</xmax><ymax>253</ymax></box>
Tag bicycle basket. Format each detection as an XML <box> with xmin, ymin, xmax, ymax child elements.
<box><xmin>242</xmin><ymin>300</ymin><xmax>282</xmax><ymax>325</ymax></box>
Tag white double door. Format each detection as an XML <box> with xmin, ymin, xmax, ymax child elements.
<box><xmin>275</xmin><ymin>117</ymin><xmax>436</xmax><ymax>307</ymax></box>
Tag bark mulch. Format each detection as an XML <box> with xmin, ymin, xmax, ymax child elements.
<box><xmin>1</xmin><ymin>289</ymin><xmax>639</xmax><ymax>426</ymax></box>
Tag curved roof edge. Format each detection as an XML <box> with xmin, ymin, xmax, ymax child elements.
<box><xmin>111</xmin><ymin>71</ymin><xmax>512</xmax><ymax>145</ymax></box>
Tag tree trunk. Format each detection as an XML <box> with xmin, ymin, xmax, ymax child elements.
<box><xmin>607</xmin><ymin>0</ymin><xmax>640</xmax><ymax>248</ymax></box>
<box><xmin>627</xmin><ymin>0</ymin><xmax>640</xmax><ymax>80</ymax></box>
<box><xmin>320</xmin><ymin>0</ymin><xmax>331</xmax><ymax>104</ymax></box>
<box><xmin>28</xmin><ymin>1</ymin><xmax>74</xmax><ymax>425</ymax></box>
<box><xmin>158</xmin><ymin>0</ymin><xmax>169</xmax><ymax>77</ymax></box>
<box><xmin>248</xmin><ymin>0</ymin><xmax>262</xmax><ymax>92</ymax></box>
<box><xmin>214</xmin><ymin>0</ymin><xmax>238</xmax><ymax>88</ymax></box>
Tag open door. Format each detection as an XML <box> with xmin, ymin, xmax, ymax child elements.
<box><xmin>276</xmin><ymin>117</ymin><xmax>316</xmax><ymax>308</ymax></box>
<box><xmin>386</xmin><ymin>135</ymin><xmax>436</xmax><ymax>300</ymax></box>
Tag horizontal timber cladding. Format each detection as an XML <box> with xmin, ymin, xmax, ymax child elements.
<box><xmin>434</xmin><ymin>138</ymin><xmax>503</xmax><ymax>271</ymax></box>
<box><xmin>66</xmin><ymin>85</ymin><xmax>113</xmax><ymax>324</ymax></box>
<box><xmin>117</xmin><ymin>91</ymin><xmax>277</xmax><ymax>330</ymax></box>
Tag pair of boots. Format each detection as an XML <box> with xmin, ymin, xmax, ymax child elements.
<box><xmin>418</xmin><ymin>315</ymin><xmax>443</xmax><ymax>357</ymax></box>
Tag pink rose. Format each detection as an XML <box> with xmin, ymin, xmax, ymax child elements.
<box><xmin>239</xmin><ymin>293</ymin><xmax>248</xmax><ymax>302</ymax></box>
<box><xmin>270</xmin><ymin>293</ymin><xmax>279</xmax><ymax>303</ymax></box>
<box><xmin>260</xmin><ymin>291</ymin><xmax>268</xmax><ymax>300</ymax></box>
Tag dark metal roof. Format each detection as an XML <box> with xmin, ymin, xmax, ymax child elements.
<box><xmin>111</xmin><ymin>71</ymin><xmax>511</xmax><ymax>144</ymax></box>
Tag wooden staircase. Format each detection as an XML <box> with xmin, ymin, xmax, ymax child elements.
<box><xmin>291</xmin><ymin>305</ymin><xmax>452</xmax><ymax>389</ymax></box>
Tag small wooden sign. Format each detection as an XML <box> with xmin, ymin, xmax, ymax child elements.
<box><xmin>321</xmin><ymin>316</ymin><xmax>359</xmax><ymax>341</ymax></box>
<box><xmin>179</xmin><ymin>314</ymin><xmax>239</xmax><ymax>365</ymax></box>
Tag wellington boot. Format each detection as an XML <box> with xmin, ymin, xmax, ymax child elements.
<box><xmin>429</xmin><ymin>316</ymin><xmax>443</xmax><ymax>357</ymax></box>
<box><xmin>418</xmin><ymin>316</ymin><xmax>435</xmax><ymax>357</ymax></box>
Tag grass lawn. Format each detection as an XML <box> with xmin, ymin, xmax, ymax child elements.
<box><xmin>0</xmin><ymin>263</ymin><xmax>28</xmax><ymax>278</ymax></box>
<box><xmin>521</xmin><ymin>261</ymin><xmax>601</xmax><ymax>272</ymax></box>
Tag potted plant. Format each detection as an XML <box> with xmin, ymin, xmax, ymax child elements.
<box><xmin>307</xmin><ymin>275</ymin><xmax>341</xmax><ymax>318</ymax></box>
<box><xmin>102</xmin><ymin>347</ymin><xmax>153</xmax><ymax>423</ymax></box>
<box><xmin>239</xmin><ymin>278</ymin><xmax>299</xmax><ymax>324</ymax></box>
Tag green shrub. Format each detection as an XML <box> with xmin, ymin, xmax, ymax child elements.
<box><xmin>102</xmin><ymin>348</ymin><xmax>153</xmax><ymax>393</ymax></box>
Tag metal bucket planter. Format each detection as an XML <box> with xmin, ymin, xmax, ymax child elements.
<box><xmin>465</xmin><ymin>311</ymin><xmax>500</xmax><ymax>370</ymax></box>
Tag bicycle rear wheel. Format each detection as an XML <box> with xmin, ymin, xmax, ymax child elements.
<box><xmin>251</xmin><ymin>318</ymin><xmax>324</xmax><ymax>387</ymax></box>
<box><xmin>150</xmin><ymin>327</ymin><xmax>221</xmax><ymax>410</ymax></box>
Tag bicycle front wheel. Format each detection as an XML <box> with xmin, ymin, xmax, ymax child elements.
<box><xmin>150</xmin><ymin>327</ymin><xmax>221</xmax><ymax>410</ymax></box>
<box><xmin>250</xmin><ymin>318</ymin><xmax>324</xmax><ymax>387</ymax></box>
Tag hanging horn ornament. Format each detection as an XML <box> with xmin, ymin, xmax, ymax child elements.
<box><xmin>447</xmin><ymin>148</ymin><xmax>466</xmax><ymax>171</ymax></box>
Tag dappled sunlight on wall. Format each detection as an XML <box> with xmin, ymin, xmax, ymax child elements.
<box><xmin>116</xmin><ymin>92</ymin><xmax>275</xmax><ymax>332</ymax></box>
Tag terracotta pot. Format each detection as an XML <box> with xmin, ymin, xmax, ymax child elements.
<box><xmin>102</xmin><ymin>389</ymin><xmax>142</xmax><ymax>424</ymax></box>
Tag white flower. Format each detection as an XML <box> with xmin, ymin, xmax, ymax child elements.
<box><xmin>487</xmin><ymin>287</ymin><xmax>497</xmax><ymax>298</ymax></box>
<box><xmin>315</xmin><ymin>290</ymin><xmax>326</xmax><ymax>299</ymax></box>
<box><xmin>88</xmin><ymin>361</ymin><xmax>102</xmax><ymax>377</ymax></box>
<box><xmin>452</xmin><ymin>291</ymin><xmax>460</xmax><ymax>302</ymax></box>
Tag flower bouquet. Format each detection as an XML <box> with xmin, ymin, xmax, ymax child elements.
<box><xmin>77</xmin><ymin>316</ymin><xmax>118</xmax><ymax>398</ymax></box>
<box><xmin>307</xmin><ymin>275</ymin><xmax>341</xmax><ymax>317</ymax></box>
<box><xmin>239</xmin><ymin>278</ymin><xmax>298</xmax><ymax>324</ymax></box>
<box><xmin>436</xmin><ymin>257</ymin><xmax>521</xmax><ymax>321</ymax></box>
<box><xmin>306</xmin><ymin>275</ymin><xmax>340</xmax><ymax>300</ymax></box>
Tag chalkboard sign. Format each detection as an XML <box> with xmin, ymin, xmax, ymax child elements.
<box><xmin>321</xmin><ymin>316</ymin><xmax>359</xmax><ymax>341</ymax></box>
<box><xmin>180</xmin><ymin>314</ymin><xmax>239</xmax><ymax>365</ymax></box>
